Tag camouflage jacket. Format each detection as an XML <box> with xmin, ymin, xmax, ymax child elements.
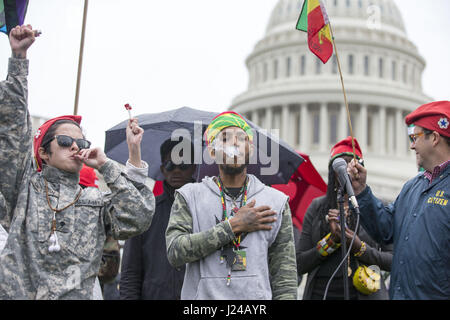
<box><xmin>166</xmin><ymin>175</ymin><xmax>298</xmax><ymax>300</ymax></box>
<box><xmin>0</xmin><ymin>58</ymin><xmax>155</xmax><ymax>299</ymax></box>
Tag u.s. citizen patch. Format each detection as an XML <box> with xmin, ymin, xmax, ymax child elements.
<box><xmin>427</xmin><ymin>190</ymin><xmax>448</xmax><ymax>207</ymax></box>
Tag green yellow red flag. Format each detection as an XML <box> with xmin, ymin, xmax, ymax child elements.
<box><xmin>296</xmin><ymin>0</ymin><xmax>333</xmax><ymax>64</ymax></box>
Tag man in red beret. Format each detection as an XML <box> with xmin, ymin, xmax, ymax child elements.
<box><xmin>0</xmin><ymin>25</ymin><xmax>155</xmax><ymax>299</ymax></box>
<box><xmin>347</xmin><ymin>101</ymin><xmax>450</xmax><ymax>299</ymax></box>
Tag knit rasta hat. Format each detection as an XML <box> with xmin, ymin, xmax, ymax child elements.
<box><xmin>204</xmin><ymin>111</ymin><xmax>253</xmax><ymax>146</ymax></box>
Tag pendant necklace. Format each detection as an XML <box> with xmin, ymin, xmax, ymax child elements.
<box><xmin>45</xmin><ymin>179</ymin><xmax>82</xmax><ymax>253</ymax></box>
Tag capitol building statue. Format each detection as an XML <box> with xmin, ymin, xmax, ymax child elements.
<box><xmin>231</xmin><ymin>0</ymin><xmax>431</xmax><ymax>201</ymax></box>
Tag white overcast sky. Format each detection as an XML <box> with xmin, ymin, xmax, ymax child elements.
<box><xmin>0</xmin><ymin>0</ymin><xmax>449</xmax><ymax>149</ymax></box>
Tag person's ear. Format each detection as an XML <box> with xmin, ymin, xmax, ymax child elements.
<box><xmin>431</xmin><ymin>131</ymin><xmax>440</xmax><ymax>147</ymax></box>
<box><xmin>208</xmin><ymin>145</ymin><xmax>215</xmax><ymax>160</ymax></box>
<box><xmin>38</xmin><ymin>146</ymin><xmax>50</xmax><ymax>163</ymax></box>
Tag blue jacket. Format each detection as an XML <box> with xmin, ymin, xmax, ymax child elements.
<box><xmin>356</xmin><ymin>166</ymin><xmax>449</xmax><ymax>300</ymax></box>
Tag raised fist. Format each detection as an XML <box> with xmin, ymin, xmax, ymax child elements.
<box><xmin>9</xmin><ymin>24</ymin><xmax>37</xmax><ymax>59</ymax></box>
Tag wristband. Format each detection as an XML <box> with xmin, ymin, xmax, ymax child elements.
<box><xmin>317</xmin><ymin>233</ymin><xmax>341</xmax><ymax>257</ymax></box>
<box><xmin>354</xmin><ymin>241</ymin><xmax>367</xmax><ymax>257</ymax></box>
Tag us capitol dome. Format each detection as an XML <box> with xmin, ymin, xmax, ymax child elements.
<box><xmin>230</xmin><ymin>0</ymin><xmax>431</xmax><ymax>201</ymax></box>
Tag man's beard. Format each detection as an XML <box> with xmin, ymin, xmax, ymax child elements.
<box><xmin>218</xmin><ymin>150</ymin><xmax>250</xmax><ymax>176</ymax></box>
<box><xmin>219</xmin><ymin>163</ymin><xmax>247</xmax><ymax>176</ymax></box>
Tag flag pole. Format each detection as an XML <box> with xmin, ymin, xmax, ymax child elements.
<box><xmin>74</xmin><ymin>0</ymin><xmax>89</xmax><ymax>115</ymax></box>
<box><xmin>328</xmin><ymin>22</ymin><xmax>357</xmax><ymax>164</ymax></box>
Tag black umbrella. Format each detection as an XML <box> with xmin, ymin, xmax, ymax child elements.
<box><xmin>104</xmin><ymin>106</ymin><xmax>304</xmax><ymax>185</ymax></box>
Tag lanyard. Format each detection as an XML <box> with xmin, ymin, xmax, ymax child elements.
<box><xmin>216</xmin><ymin>176</ymin><xmax>248</xmax><ymax>249</ymax></box>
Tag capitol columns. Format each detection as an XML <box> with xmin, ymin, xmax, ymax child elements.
<box><xmin>379</xmin><ymin>106</ymin><xmax>387</xmax><ymax>154</ymax></box>
<box><xmin>300</xmin><ymin>103</ymin><xmax>309</xmax><ymax>151</ymax></box>
<box><xmin>266</xmin><ymin>107</ymin><xmax>273</xmax><ymax>132</ymax></box>
<box><xmin>359</xmin><ymin>104</ymin><xmax>368</xmax><ymax>151</ymax></box>
<box><xmin>281</xmin><ymin>104</ymin><xmax>290</xmax><ymax>142</ymax></box>
<box><xmin>252</xmin><ymin>109</ymin><xmax>260</xmax><ymax>127</ymax></box>
<box><xmin>320</xmin><ymin>103</ymin><xmax>329</xmax><ymax>152</ymax></box>
<box><xmin>395</xmin><ymin>108</ymin><xmax>406</xmax><ymax>156</ymax></box>
<box><xmin>338</xmin><ymin>103</ymin><xmax>347</xmax><ymax>140</ymax></box>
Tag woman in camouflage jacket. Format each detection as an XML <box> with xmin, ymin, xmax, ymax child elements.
<box><xmin>0</xmin><ymin>25</ymin><xmax>155</xmax><ymax>299</ymax></box>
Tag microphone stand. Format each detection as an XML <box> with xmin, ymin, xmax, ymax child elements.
<box><xmin>337</xmin><ymin>187</ymin><xmax>350</xmax><ymax>300</ymax></box>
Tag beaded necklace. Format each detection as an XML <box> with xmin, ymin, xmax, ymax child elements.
<box><xmin>216</xmin><ymin>176</ymin><xmax>248</xmax><ymax>286</ymax></box>
<box><xmin>216</xmin><ymin>176</ymin><xmax>248</xmax><ymax>249</ymax></box>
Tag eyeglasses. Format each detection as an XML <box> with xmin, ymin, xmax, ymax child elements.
<box><xmin>408</xmin><ymin>131</ymin><xmax>425</xmax><ymax>143</ymax></box>
<box><xmin>162</xmin><ymin>160</ymin><xmax>193</xmax><ymax>172</ymax></box>
<box><xmin>43</xmin><ymin>135</ymin><xmax>91</xmax><ymax>150</ymax></box>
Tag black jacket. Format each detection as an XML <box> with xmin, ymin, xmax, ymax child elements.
<box><xmin>297</xmin><ymin>196</ymin><xmax>393</xmax><ymax>300</ymax></box>
<box><xmin>120</xmin><ymin>182</ymin><xmax>185</xmax><ymax>300</ymax></box>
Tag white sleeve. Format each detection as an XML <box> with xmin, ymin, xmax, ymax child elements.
<box><xmin>124</xmin><ymin>159</ymin><xmax>149</xmax><ymax>184</ymax></box>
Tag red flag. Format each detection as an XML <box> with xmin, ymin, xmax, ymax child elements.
<box><xmin>296</xmin><ymin>0</ymin><xmax>333</xmax><ymax>64</ymax></box>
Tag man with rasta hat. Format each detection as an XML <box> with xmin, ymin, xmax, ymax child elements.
<box><xmin>0</xmin><ymin>25</ymin><xmax>155</xmax><ymax>299</ymax></box>
<box><xmin>348</xmin><ymin>101</ymin><xmax>450</xmax><ymax>299</ymax></box>
<box><xmin>165</xmin><ymin>111</ymin><xmax>298</xmax><ymax>299</ymax></box>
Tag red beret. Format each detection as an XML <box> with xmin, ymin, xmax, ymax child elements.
<box><xmin>405</xmin><ymin>101</ymin><xmax>450</xmax><ymax>138</ymax></box>
<box><xmin>79</xmin><ymin>164</ymin><xmax>99</xmax><ymax>188</ymax></box>
<box><xmin>33</xmin><ymin>115</ymin><xmax>82</xmax><ymax>172</ymax></box>
<box><xmin>330</xmin><ymin>136</ymin><xmax>363</xmax><ymax>163</ymax></box>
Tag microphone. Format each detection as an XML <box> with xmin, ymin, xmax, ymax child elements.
<box><xmin>332</xmin><ymin>158</ymin><xmax>359</xmax><ymax>209</ymax></box>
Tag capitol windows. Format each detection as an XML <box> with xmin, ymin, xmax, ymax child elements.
<box><xmin>392</xmin><ymin>61</ymin><xmax>397</xmax><ymax>81</ymax></box>
<box><xmin>286</xmin><ymin>57</ymin><xmax>291</xmax><ymax>77</ymax></box>
<box><xmin>378</xmin><ymin>58</ymin><xmax>384</xmax><ymax>78</ymax></box>
<box><xmin>332</xmin><ymin>55</ymin><xmax>337</xmax><ymax>74</ymax></box>
<box><xmin>273</xmin><ymin>59</ymin><xmax>279</xmax><ymax>80</ymax></box>
<box><xmin>315</xmin><ymin>58</ymin><xmax>321</xmax><ymax>75</ymax></box>
<box><xmin>346</xmin><ymin>0</ymin><xmax>351</xmax><ymax>8</ymax></box>
<box><xmin>300</xmin><ymin>55</ymin><xmax>306</xmax><ymax>75</ymax></box>
<box><xmin>263</xmin><ymin>62</ymin><xmax>268</xmax><ymax>82</ymax></box>
<box><xmin>348</xmin><ymin>54</ymin><xmax>354</xmax><ymax>74</ymax></box>
<box><xmin>364</xmin><ymin>56</ymin><xmax>370</xmax><ymax>76</ymax></box>
<box><xmin>402</xmin><ymin>64</ymin><xmax>407</xmax><ymax>83</ymax></box>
